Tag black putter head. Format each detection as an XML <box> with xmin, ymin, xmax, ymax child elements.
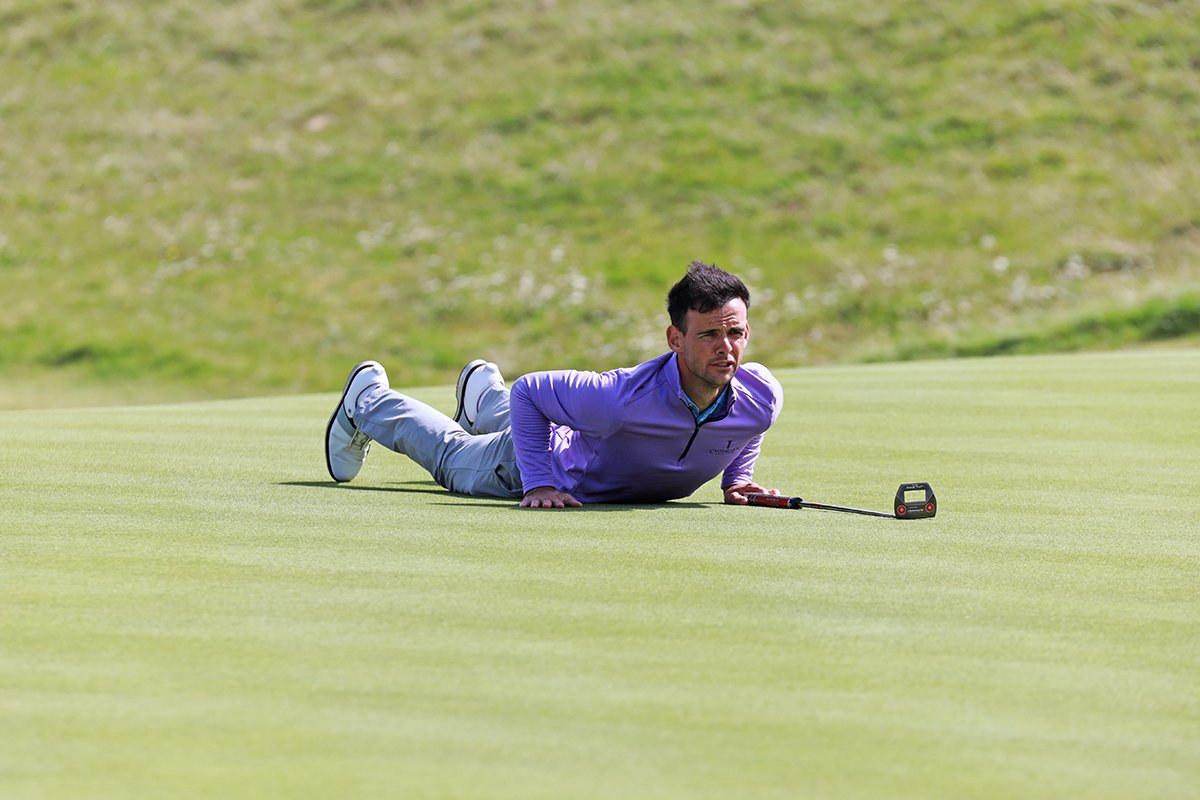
<box><xmin>894</xmin><ymin>482</ymin><xmax>936</xmax><ymax>518</ymax></box>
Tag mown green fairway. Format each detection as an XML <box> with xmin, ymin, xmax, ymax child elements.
<box><xmin>3</xmin><ymin>350</ymin><xmax>1197</xmax><ymax>798</ymax></box>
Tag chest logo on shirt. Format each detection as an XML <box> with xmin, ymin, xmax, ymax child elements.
<box><xmin>708</xmin><ymin>440</ymin><xmax>738</xmax><ymax>456</ymax></box>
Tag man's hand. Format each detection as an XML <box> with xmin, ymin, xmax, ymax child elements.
<box><xmin>723</xmin><ymin>482</ymin><xmax>778</xmax><ymax>505</ymax></box>
<box><xmin>520</xmin><ymin>486</ymin><xmax>583</xmax><ymax>509</ymax></box>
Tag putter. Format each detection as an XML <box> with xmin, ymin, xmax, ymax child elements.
<box><xmin>746</xmin><ymin>482</ymin><xmax>937</xmax><ymax>519</ymax></box>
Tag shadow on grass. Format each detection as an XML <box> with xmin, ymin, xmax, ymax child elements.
<box><xmin>428</xmin><ymin>501</ymin><xmax>714</xmax><ymax>511</ymax></box>
<box><xmin>279</xmin><ymin>480</ymin><xmax>447</xmax><ymax>495</ymax></box>
<box><xmin>279</xmin><ymin>481</ymin><xmax>713</xmax><ymax>510</ymax></box>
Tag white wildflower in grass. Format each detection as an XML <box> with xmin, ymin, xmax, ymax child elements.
<box><xmin>567</xmin><ymin>272</ymin><xmax>588</xmax><ymax>305</ymax></box>
<box><xmin>303</xmin><ymin>114</ymin><xmax>334</xmax><ymax>133</ymax></box>
<box><xmin>1009</xmin><ymin>273</ymin><xmax>1030</xmax><ymax>304</ymax></box>
<box><xmin>152</xmin><ymin>257</ymin><xmax>199</xmax><ymax>284</ymax></box>
<box><xmin>842</xmin><ymin>270</ymin><xmax>868</xmax><ymax>291</ymax></box>
<box><xmin>992</xmin><ymin>256</ymin><xmax>1010</xmax><ymax>274</ymax></box>
<box><xmin>518</xmin><ymin>271</ymin><xmax>535</xmax><ymax>296</ymax></box>
<box><xmin>355</xmin><ymin>221</ymin><xmax>393</xmax><ymax>250</ymax></box>
<box><xmin>980</xmin><ymin>234</ymin><xmax>997</xmax><ymax>251</ymax></box>
<box><xmin>883</xmin><ymin>244</ymin><xmax>899</xmax><ymax>264</ymax></box>
<box><xmin>1062</xmin><ymin>254</ymin><xmax>1090</xmax><ymax>280</ymax></box>
<box><xmin>0</xmin><ymin>233</ymin><xmax>8</xmax><ymax>249</ymax></box>
<box><xmin>402</xmin><ymin>224</ymin><xmax>436</xmax><ymax>247</ymax></box>
<box><xmin>550</xmin><ymin>245</ymin><xmax>565</xmax><ymax>264</ymax></box>
<box><xmin>102</xmin><ymin>216</ymin><xmax>129</xmax><ymax>236</ymax></box>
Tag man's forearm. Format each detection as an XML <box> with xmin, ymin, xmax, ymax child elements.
<box><xmin>508</xmin><ymin>376</ymin><xmax>559</xmax><ymax>493</ymax></box>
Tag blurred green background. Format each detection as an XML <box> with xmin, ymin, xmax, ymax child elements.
<box><xmin>3</xmin><ymin>0</ymin><xmax>1198</xmax><ymax>408</ymax></box>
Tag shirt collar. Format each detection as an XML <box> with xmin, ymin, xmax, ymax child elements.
<box><xmin>684</xmin><ymin>386</ymin><xmax>731</xmax><ymax>423</ymax></box>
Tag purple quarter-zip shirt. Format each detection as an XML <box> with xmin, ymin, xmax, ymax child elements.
<box><xmin>509</xmin><ymin>352</ymin><xmax>783</xmax><ymax>503</ymax></box>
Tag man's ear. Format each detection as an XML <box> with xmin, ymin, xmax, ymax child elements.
<box><xmin>666</xmin><ymin>325</ymin><xmax>683</xmax><ymax>353</ymax></box>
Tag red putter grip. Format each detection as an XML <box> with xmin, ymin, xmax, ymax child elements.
<box><xmin>746</xmin><ymin>493</ymin><xmax>800</xmax><ymax>509</ymax></box>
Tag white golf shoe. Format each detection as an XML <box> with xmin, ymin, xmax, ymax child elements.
<box><xmin>453</xmin><ymin>359</ymin><xmax>504</xmax><ymax>433</ymax></box>
<box><xmin>325</xmin><ymin>360</ymin><xmax>389</xmax><ymax>482</ymax></box>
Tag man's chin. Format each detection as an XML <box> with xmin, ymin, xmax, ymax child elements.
<box><xmin>709</xmin><ymin>366</ymin><xmax>737</xmax><ymax>384</ymax></box>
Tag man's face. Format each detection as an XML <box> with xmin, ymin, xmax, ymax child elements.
<box><xmin>666</xmin><ymin>298</ymin><xmax>750</xmax><ymax>398</ymax></box>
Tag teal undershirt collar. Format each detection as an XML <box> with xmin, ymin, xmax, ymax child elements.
<box><xmin>684</xmin><ymin>386</ymin><xmax>730</xmax><ymax>424</ymax></box>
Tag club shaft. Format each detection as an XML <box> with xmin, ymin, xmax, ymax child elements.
<box><xmin>796</xmin><ymin>501</ymin><xmax>895</xmax><ymax>518</ymax></box>
<box><xmin>746</xmin><ymin>492</ymin><xmax>897</xmax><ymax>518</ymax></box>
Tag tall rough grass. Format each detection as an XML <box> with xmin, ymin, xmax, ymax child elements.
<box><xmin>2</xmin><ymin>0</ymin><xmax>1197</xmax><ymax>406</ymax></box>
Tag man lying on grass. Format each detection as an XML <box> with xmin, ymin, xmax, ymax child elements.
<box><xmin>325</xmin><ymin>261</ymin><xmax>783</xmax><ymax>508</ymax></box>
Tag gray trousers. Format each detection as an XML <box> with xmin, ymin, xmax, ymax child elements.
<box><xmin>353</xmin><ymin>382</ymin><xmax>523</xmax><ymax>498</ymax></box>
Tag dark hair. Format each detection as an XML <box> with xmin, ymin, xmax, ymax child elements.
<box><xmin>666</xmin><ymin>260</ymin><xmax>751</xmax><ymax>331</ymax></box>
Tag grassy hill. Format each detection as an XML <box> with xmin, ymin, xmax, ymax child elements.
<box><xmin>2</xmin><ymin>0</ymin><xmax>1199</xmax><ymax>407</ymax></box>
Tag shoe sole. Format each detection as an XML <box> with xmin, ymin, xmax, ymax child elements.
<box><xmin>453</xmin><ymin>359</ymin><xmax>488</xmax><ymax>427</ymax></box>
<box><xmin>325</xmin><ymin>360</ymin><xmax>383</xmax><ymax>482</ymax></box>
